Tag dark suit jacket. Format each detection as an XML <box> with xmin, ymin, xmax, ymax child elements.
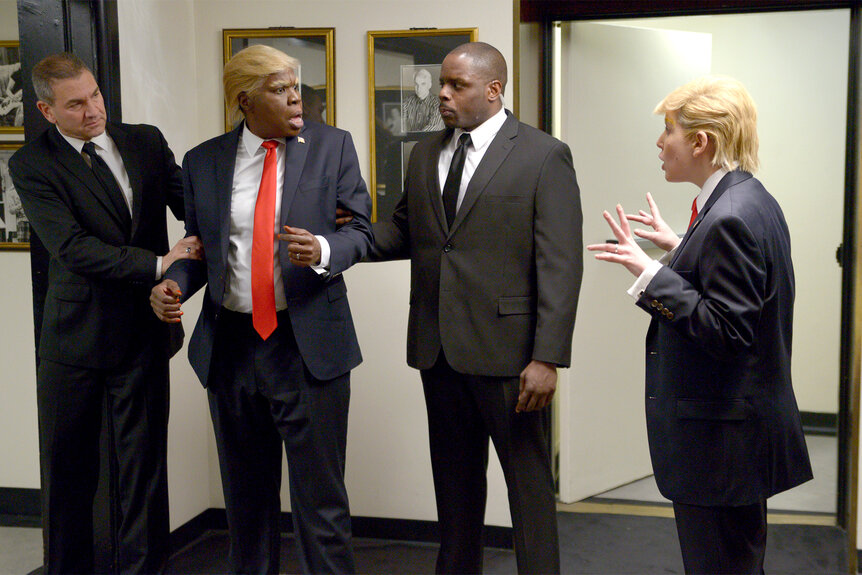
<box><xmin>371</xmin><ymin>112</ymin><xmax>583</xmax><ymax>377</ymax></box>
<box><xmin>167</xmin><ymin>121</ymin><xmax>372</xmax><ymax>386</ymax></box>
<box><xmin>9</xmin><ymin>123</ymin><xmax>184</xmax><ymax>368</ymax></box>
<box><xmin>638</xmin><ymin>170</ymin><xmax>812</xmax><ymax>507</ymax></box>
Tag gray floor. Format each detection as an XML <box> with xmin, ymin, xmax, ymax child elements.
<box><xmin>0</xmin><ymin>435</ymin><xmax>838</xmax><ymax>574</ymax></box>
<box><xmin>595</xmin><ymin>434</ymin><xmax>837</xmax><ymax>513</ymax></box>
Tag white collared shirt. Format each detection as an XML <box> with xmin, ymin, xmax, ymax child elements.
<box><xmin>626</xmin><ymin>168</ymin><xmax>730</xmax><ymax>300</ymax></box>
<box><xmin>222</xmin><ymin>125</ymin><xmax>330</xmax><ymax>314</ymax></box>
<box><xmin>60</xmin><ymin>129</ymin><xmax>133</xmax><ymax>216</ymax></box>
<box><xmin>437</xmin><ymin>107</ymin><xmax>507</xmax><ymax>212</ymax></box>
<box><xmin>60</xmin><ymin>128</ymin><xmax>167</xmax><ymax>279</ymax></box>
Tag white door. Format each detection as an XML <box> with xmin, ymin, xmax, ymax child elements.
<box><xmin>557</xmin><ymin>21</ymin><xmax>712</xmax><ymax>502</ymax></box>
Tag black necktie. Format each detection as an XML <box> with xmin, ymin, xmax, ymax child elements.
<box><xmin>82</xmin><ymin>141</ymin><xmax>131</xmax><ymax>229</ymax></box>
<box><xmin>442</xmin><ymin>132</ymin><xmax>471</xmax><ymax>228</ymax></box>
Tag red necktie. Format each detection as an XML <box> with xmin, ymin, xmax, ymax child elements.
<box><xmin>688</xmin><ymin>197</ymin><xmax>698</xmax><ymax>230</ymax></box>
<box><xmin>252</xmin><ymin>140</ymin><xmax>279</xmax><ymax>340</ymax></box>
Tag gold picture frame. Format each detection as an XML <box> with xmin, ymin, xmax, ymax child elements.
<box><xmin>367</xmin><ymin>28</ymin><xmax>478</xmax><ymax>222</ymax></box>
<box><xmin>0</xmin><ymin>41</ymin><xmax>23</xmax><ymax>137</ymax></box>
<box><xmin>0</xmin><ymin>142</ymin><xmax>28</xmax><ymax>250</ymax></box>
<box><xmin>222</xmin><ymin>28</ymin><xmax>335</xmax><ymax>132</ymax></box>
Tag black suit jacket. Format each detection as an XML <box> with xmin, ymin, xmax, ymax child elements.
<box><xmin>167</xmin><ymin>121</ymin><xmax>372</xmax><ymax>386</ymax></box>
<box><xmin>638</xmin><ymin>170</ymin><xmax>812</xmax><ymax>506</ymax></box>
<box><xmin>9</xmin><ymin>123</ymin><xmax>184</xmax><ymax>368</ymax></box>
<box><xmin>371</xmin><ymin>112</ymin><xmax>583</xmax><ymax>376</ymax></box>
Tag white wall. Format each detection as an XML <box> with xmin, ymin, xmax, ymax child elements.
<box><xmin>0</xmin><ymin>0</ymin><xmax>39</xmax><ymax>491</ymax></box>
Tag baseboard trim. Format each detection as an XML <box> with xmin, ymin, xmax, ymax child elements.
<box><xmin>0</xmin><ymin>487</ymin><xmax>40</xmax><ymax>525</ymax></box>
<box><xmin>170</xmin><ymin>508</ymin><xmax>514</xmax><ymax>551</ymax></box>
<box><xmin>800</xmin><ymin>411</ymin><xmax>837</xmax><ymax>435</ymax></box>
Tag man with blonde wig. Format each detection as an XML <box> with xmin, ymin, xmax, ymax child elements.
<box><xmin>150</xmin><ymin>44</ymin><xmax>372</xmax><ymax>574</ymax></box>
<box><xmin>588</xmin><ymin>77</ymin><xmax>812</xmax><ymax>573</ymax></box>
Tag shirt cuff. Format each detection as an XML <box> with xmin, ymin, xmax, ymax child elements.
<box><xmin>626</xmin><ymin>259</ymin><xmax>663</xmax><ymax>301</ymax></box>
<box><xmin>312</xmin><ymin>235</ymin><xmax>330</xmax><ymax>275</ymax></box>
<box><xmin>156</xmin><ymin>256</ymin><xmax>163</xmax><ymax>280</ymax></box>
<box><xmin>659</xmin><ymin>245</ymin><xmax>677</xmax><ymax>265</ymax></box>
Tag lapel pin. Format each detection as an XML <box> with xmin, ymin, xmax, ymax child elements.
<box><xmin>298</xmin><ymin>137</ymin><xmax>305</xmax><ymax>144</ymax></box>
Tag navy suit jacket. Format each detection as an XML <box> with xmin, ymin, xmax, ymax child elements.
<box><xmin>638</xmin><ymin>170</ymin><xmax>812</xmax><ymax>506</ymax></box>
<box><xmin>167</xmin><ymin>121</ymin><xmax>372</xmax><ymax>385</ymax></box>
<box><xmin>10</xmin><ymin>123</ymin><xmax>184</xmax><ymax>368</ymax></box>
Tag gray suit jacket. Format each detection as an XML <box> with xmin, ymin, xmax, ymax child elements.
<box><xmin>371</xmin><ymin>112</ymin><xmax>583</xmax><ymax>377</ymax></box>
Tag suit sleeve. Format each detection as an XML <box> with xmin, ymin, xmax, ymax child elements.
<box><xmin>322</xmin><ymin>131</ymin><xmax>374</xmax><ymax>275</ymax></box>
<box><xmin>165</xmin><ymin>151</ymin><xmax>208</xmax><ymax>300</ymax></box>
<box><xmin>532</xmin><ymin>141</ymin><xmax>583</xmax><ymax>367</ymax></box>
<box><xmin>9</xmin><ymin>152</ymin><xmax>157</xmax><ymax>282</ymax></box>
<box><xmin>637</xmin><ymin>214</ymin><xmax>766</xmax><ymax>358</ymax></box>
<box><xmin>155</xmin><ymin>127</ymin><xmax>185</xmax><ymax>221</ymax></box>
<box><xmin>367</xmin><ymin>141</ymin><xmax>414</xmax><ymax>262</ymax></box>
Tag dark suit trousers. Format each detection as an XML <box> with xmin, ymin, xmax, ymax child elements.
<box><xmin>37</xmin><ymin>344</ymin><xmax>170</xmax><ymax>575</ymax></box>
<box><xmin>420</xmin><ymin>353</ymin><xmax>560</xmax><ymax>575</ymax></box>
<box><xmin>672</xmin><ymin>500</ymin><xmax>767</xmax><ymax>574</ymax></box>
<box><xmin>207</xmin><ymin>309</ymin><xmax>354</xmax><ymax>575</ymax></box>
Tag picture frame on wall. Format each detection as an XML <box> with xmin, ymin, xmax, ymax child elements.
<box><xmin>367</xmin><ymin>28</ymin><xmax>477</xmax><ymax>223</ymax></box>
<box><xmin>222</xmin><ymin>28</ymin><xmax>335</xmax><ymax>132</ymax></box>
<box><xmin>0</xmin><ymin>143</ymin><xmax>29</xmax><ymax>250</ymax></box>
<box><xmin>0</xmin><ymin>41</ymin><xmax>23</xmax><ymax>137</ymax></box>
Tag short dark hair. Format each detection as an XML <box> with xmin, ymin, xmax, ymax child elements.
<box><xmin>32</xmin><ymin>53</ymin><xmax>89</xmax><ymax>104</ymax></box>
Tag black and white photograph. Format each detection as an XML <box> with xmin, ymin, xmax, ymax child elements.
<box><xmin>222</xmin><ymin>28</ymin><xmax>334</xmax><ymax>131</ymax></box>
<box><xmin>0</xmin><ymin>145</ymin><xmax>28</xmax><ymax>249</ymax></box>
<box><xmin>0</xmin><ymin>42</ymin><xmax>23</xmax><ymax>134</ymax></box>
<box><xmin>400</xmin><ymin>64</ymin><xmax>443</xmax><ymax>133</ymax></box>
<box><xmin>367</xmin><ymin>28</ymin><xmax>477</xmax><ymax>222</ymax></box>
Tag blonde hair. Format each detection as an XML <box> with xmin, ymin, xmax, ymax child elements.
<box><xmin>654</xmin><ymin>76</ymin><xmax>759</xmax><ymax>174</ymax></box>
<box><xmin>223</xmin><ymin>45</ymin><xmax>299</xmax><ymax>127</ymax></box>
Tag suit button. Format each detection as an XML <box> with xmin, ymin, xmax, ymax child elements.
<box><xmin>443</xmin><ymin>243</ymin><xmax>453</xmax><ymax>253</ymax></box>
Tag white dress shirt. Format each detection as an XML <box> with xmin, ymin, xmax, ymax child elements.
<box><xmin>437</xmin><ymin>107</ymin><xmax>507</xmax><ymax>212</ymax></box>
<box><xmin>626</xmin><ymin>168</ymin><xmax>730</xmax><ymax>300</ymax></box>
<box><xmin>61</xmin><ymin>128</ymin><xmax>167</xmax><ymax>279</ymax></box>
<box><xmin>223</xmin><ymin>125</ymin><xmax>330</xmax><ymax>314</ymax></box>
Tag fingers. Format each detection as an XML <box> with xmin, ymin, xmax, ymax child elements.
<box><xmin>646</xmin><ymin>192</ymin><xmax>661</xmax><ymax>218</ymax></box>
<box><xmin>279</xmin><ymin>226</ymin><xmax>321</xmax><ymax>266</ymax></box>
<box><xmin>149</xmin><ymin>281</ymin><xmax>183</xmax><ymax>323</ymax></box>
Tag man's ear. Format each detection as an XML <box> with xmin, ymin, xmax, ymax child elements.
<box><xmin>237</xmin><ymin>92</ymin><xmax>251</xmax><ymax>114</ymax></box>
<box><xmin>36</xmin><ymin>100</ymin><xmax>56</xmax><ymax>125</ymax></box>
<box><xmin>486</xmin><ymin>79</ymin><xmax>503</xmax><ymax>103</ymax></box>
<box><xmin>691</xmin><ymin>130</ymin><xmax>711</xmax><ymax>158</ymax></box>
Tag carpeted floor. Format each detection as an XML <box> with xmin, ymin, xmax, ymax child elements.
<box><xmin>163</xmin><ymin>512</ymin><xmax>848</xmax><ymax>574</ymax></box>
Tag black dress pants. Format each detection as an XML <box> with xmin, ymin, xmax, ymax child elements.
<box><xmin>38</xmin><ymin>346</ymin><xmax>170</xmax><ymax>575</ymax></box>
<box><xmin>208</xmin><ymin>309</ymin><xmax>354</xmax><ymax>575</ymax></box>
<box><xmin>420</xmin><ymin>353</ymin><xmax>559</xmax><ymax>575</ymax></box>
<box><xmin>673</xmin><ymin>500</ymin><xmax>767</xmax><ymax>575</ymax></box>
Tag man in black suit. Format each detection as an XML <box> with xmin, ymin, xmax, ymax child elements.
<box><xmin>588</xmin><ymin>76</ymin><xmax>812</xmax><ymax>573</ymax></box>
<box><xmin>370</xmin><ymin>42</ymin><xmax>582</xmax><ymax>574</ymax></box>
<box><xmin>9</xmin><ymin>53</ymin><xmax>201</xmax><ymax>574</ymax></box>
<box><xmin>150</xmin><ymin>45</ymin><xmax>372</xmax><ymax>574</ymax></box>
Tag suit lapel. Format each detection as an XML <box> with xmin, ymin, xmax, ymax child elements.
<box><xmin>48</xmin><ymin>127</ymin><xmax>131</xmax><ymax>234</ymax></box>
<box><xmin>448</xmin><ymin>113</ymin><xmax>517</xmax><ymax>236</ymax></box>
<box><xmin>669</xmin><ymin>170</ymin><xmax>751</xmax><ymax>268</ymax></box>
<box><xmin>108</xmin><ymin>124</ymin><xmax>141</xmax><ymax>239</ymax></box>
<box><xmin>426</xmin><ymin>131</ymin><xmax>450</xmax><ymax>233</ymax></box>
<box><xmin>217</xmin><ymin>126</ymin><xmax>242</xmax><ymax>269</ymax></box>
<box><xmin>280</xmin><ymin>128</ymin><xmax>309</xmax><ymax>227</ymax></box>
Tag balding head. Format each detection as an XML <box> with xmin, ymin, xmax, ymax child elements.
<box><xmin>447</xmin><ymin>42</ymin><xmax>508</xmax><ymax>92</ymax></box>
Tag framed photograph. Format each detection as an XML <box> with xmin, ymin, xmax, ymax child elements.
<box><xmin>0</xmin><ymin>143</ymin><xmax>29</xmax><ymax>250</ymax></box>
<box><xmin>0</xmin><ymin>41</ymin><xmax>23</xmax><ymax>136</ymax></box>
<box><xmin>368</xmin><ymin>28</ymin><xmax>477</xmax><ymax>222</ymax></box>
<box><xmin>222</xmin><ymin>28</ymin><xmax>335</xmax><ymax>132</ymax></box>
